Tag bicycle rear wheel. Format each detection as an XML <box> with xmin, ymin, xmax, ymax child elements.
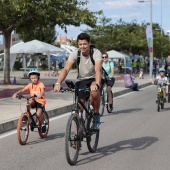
<box><xmin>99</xmin><ymin>91</ymin><xmax>105</xmax><ymax>116</ymax></box>
<box><xmin>17</xmin><ymin>113</ymin><xmax>29</xmax><ymax>145</ymax></box>
<box><xmin>106</xmin><ymin>91</ymin><xmax>113</xmax><ymax>113</ymax></box>
<box><xmin>38</xmin><ymin>111</ymin><xmax>49</xmax><ymax>138</ymax></box>
<box><xmin>65</xmin><ymin>114</ymin><xmax>80</xmax><ymax>165</ymax></box>
<box><xmin>86</xmin><ymin>114</ymin><xmax>99</xmax><ymax>153</ymax></box>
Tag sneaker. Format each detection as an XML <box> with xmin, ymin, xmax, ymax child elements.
<box><xmin>41</xmin><ymin>125</ymin><xmax>46</xmax><ymax>133</ymax></box>
<box><xmin>92</xmin><ymin>114</ymin><xmax>100</xmax><ymax>130</ymax></box>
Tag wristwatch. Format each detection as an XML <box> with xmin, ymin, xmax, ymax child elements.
<box><xmin>55</xmin><ymin>82</ymin><xmax>61</xmax><ymax>86</ymax></box>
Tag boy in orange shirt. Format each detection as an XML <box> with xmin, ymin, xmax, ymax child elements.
<box><xmin>12</xmin><ymin>69</ymin><xmax>46</xmax><ymax>133</ymax></box>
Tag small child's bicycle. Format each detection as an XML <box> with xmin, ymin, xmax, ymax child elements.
<box><xmin>16</xmin><ymin>95</ymin><xmax>49</xmax><ymax>145</ymax></box>
<box><xmin>156</xmin><ymin>83</ymin><xmax>167</xmax><ymax>112</ymax></box>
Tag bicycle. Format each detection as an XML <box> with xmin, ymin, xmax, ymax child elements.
<box><xmin>62</xmin><ymin>80</ymin><xmax>99</xmax><ymax>165</ymax></box>
<box><xmin>166</xmin><ymin>74</ymin><xmax>170</xmax><ymax>103</ymax></box>
<box><xmin>16</xmin><ymin>95</ymin><xmax>49</xmax><ymax>145</ymax></box>
<box><xmin>99</xmin><ymin>72</ymin><xmax>114</xmax><ymax>116</ymax></box>
<box><xmin>156</xmin><ymin>83</ymin><xmax>166</xmax><ymax>112</ymax></box>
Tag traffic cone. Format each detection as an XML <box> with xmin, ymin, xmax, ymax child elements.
<box><xmin>12</xmin><ymin>77</ymin><xmax>17</xmax><ymax>84</ymax></box>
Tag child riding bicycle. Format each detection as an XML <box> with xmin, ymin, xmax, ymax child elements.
<box><xmin>12</xmin><ymin>69</ymin><xmax>47</xmax><ymax>133</ymax></box>
<box><xmin>152</xmin><ymin>68</ymin><xmax>169</xmax><ymax>102</ymax></box>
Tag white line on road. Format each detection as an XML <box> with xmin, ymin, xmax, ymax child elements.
<box><xmin>0</xmin><ymin>85</ymin><xmax>152</xmax><ymax>139</ymax></box>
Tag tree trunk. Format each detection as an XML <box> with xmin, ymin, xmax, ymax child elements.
<box><xmin>3</xmin><ymin>31</ymin><xmax>12</xmax><ymax>84</ymax></box>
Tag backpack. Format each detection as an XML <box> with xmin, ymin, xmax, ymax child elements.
<box><xmin>76</xmin><ymin>45</ymin><xmax>108</xmax><ymax>78</ymax></box>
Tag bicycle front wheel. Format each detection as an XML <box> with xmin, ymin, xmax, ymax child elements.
<box><xmin>65</xmin><ymin>114</ymin><xmax>80</xmax><ymax>165</ymax></box>
<box><xmin>17</xmin><ymin>113</ymin><xmax>29</xmax><ymax>145</ymax></box>
<box><xmin>38</xmin><ymin>111</ymin><xmax>49</xmax><ymax>138</ymax></box>
<box><xmin>86</xmin><ymin>115</ymin><xmax>99</xmax><ymax>153</ymax></box>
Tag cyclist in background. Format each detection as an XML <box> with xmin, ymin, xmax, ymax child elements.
<box><xmin>12</xmin><ymin>69</ymin><xmax>47</xmax><ymax>133</ymax></box>
<box><xmin>152</xmin><ymin>68</ymin><xmax>169</xmax><ymax>102</ymax></box>
<box><xmin>54</xmin><ymin>33</ymin><xmax>102</xmax><ymax>130</ymax></box>
<box><xmin>102</xmin><ymin>53</ymin><xmax>115</xmax><ymax>110</ymax></box>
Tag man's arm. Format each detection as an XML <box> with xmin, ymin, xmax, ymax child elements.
<box><xmin>95</xmin><ymin>60</ymin><xmax>102</xmax><ymax>86</ymax></box>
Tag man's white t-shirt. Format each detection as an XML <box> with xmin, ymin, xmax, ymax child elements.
<box><xmin>68</xmin><ymin>48</ymin><xmax>102</xmax><ymax>80</ymax></box>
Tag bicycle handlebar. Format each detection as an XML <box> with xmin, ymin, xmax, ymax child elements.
<box><xmin>16</xmin><ymin>94</ymin><xmax>37</xmax><ymax>100</ymax></box>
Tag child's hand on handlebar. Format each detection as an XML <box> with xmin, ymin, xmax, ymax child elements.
<box><xmin>12</xmin><ymin>93</ymin><xmax>17</xmax><ymax>99</ymax></box>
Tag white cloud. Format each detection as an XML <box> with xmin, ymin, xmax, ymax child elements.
<box><xmin>109</xmin><ymin>13</ymin><xmax>142</xmax><ymax>20</ymax></box>
<box><xmin>87</xmin><ymin>0</ymin><xmax>140</xmax><ymax>11</ymax></box>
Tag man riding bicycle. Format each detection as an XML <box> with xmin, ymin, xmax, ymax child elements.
<box><xmin>54</xmin><ymin>33</ymin><xmax>102</xmax><ymax>130</ymax></box>
<box><xmin>102</xmin><ymin>52</ymin><xmax>115</xmax><ymax>110</ymax></box>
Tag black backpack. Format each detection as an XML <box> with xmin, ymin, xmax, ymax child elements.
<box><xmin>76</xmin><ymin>45</ymin><xmax>108</xmax><ymax>78</ymax></box>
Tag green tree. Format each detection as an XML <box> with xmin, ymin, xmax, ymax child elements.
<box><xmin>18</xmin><ymin>26</ymin><xmax>57</xmax><ymax>44</ymax></box>
<box><xmin>0</xmin><ymin>0</ymin><xmax>102</xmax><ymax>84</ymax></box>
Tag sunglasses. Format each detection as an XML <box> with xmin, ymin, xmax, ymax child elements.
<box><xmin>102</xmin><ymin>56</ymin><xmax>108</xmax><ymax>59</ymax></box>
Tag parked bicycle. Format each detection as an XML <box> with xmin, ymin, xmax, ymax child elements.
<box><xmin>156</xmin><ymin>83</ymin><xmax>167</xmax><ymax>112</ymax></box>
<box><xmin>62</xmin><ymin>80</ymin><xmax>99</xmax><ymax>165</ymax></box>
<box><xmin>16</xmin><ymin>95</ymin><xmax>49</xmax><ymax>145</ymax></box>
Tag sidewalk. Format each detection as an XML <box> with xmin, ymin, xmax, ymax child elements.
<box><xmin>0</xmin><ymin>70</ymin><xmax>151</xmax><ymax>134</ymax></box>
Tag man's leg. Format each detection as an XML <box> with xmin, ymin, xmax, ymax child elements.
<box><xmin>90</xmin><ymin>81</ymin><xmax>101</xmax><ymax>130</ymax></box>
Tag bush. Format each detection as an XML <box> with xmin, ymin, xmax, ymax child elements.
<box><xmin>14</xmin><ymin>61</ymin><xmax>22</xmax><ymax>70</ymax></box>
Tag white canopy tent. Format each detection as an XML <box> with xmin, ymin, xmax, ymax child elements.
<box><xmin>107</xmin><ymin>50</ymin><xmax>130</xmax><ymax>73</ymax></box>
<box><xmin>10</xmin><ymin>40</ymin><xmax>64</xmax><ymax>76</ymax></box>
<box><xmin>107</xmin><ymin>50</ymin><xmax>129</xmax><ymax>61</ymax></box>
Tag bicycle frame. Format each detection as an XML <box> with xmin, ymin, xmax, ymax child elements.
<box><xmin>64</xmin><ymin>81</ymin><xmax>93</xmax><ymax>137</ymax></box>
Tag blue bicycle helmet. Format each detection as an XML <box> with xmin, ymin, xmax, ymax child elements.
<box><xmin>158</xmin><ymin>68</ymin><xmax>165</xmax><ymax>73</ymax></box>
<box><xmin>28</xmin><ymin>68</ymin><xmax>40</xmax><ymax>77</ymax></box>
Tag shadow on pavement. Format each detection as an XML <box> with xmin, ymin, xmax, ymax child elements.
<box><xmin>103</xmin><ymin>108</ymin><xmax>143</xmax><ymax>116</ymax></box>
<box><xmin>78</xmin><ymin>136</ymin><xmax>158</xmax><ymax>165</ymax></box>
<box><xmin>26</xmin><ymin>132</ymin><xmax>65</xmax><ymax>145</ymax></box>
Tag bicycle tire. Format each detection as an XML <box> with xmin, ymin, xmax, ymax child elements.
<box><xmin>161</xmin><ymin>102</ymin><xmax>164</xmax><ymax>109</ymax></box>
<box><xmin>17</xmin><ymin>113</ymin><xmax>29</xmax><ymax>145</ymax></box>
<box><xmin>38</xmin><ymin>111</ymin><xmax>49</xmax><ymax>138</ymax></box>
<box><xmin>106</xmin><ymin>91</ymin><xmax>113</xmax><ymax>113</ymax></box>
<box><xmin>168</xmin><ymin>85</ymin><xmax>170</xmax><ymax>103</ymax></box>
<box><xmin>157</xmin><ymin>96</ymin><xmax>160</xmax><ymax>112</ymax></box>
<box><xmin>86</xmin><ymin>114</ymin><xmax>99</xmax><ymax>153</ymax></box>
<box><xmin>65</xmin><ymin>114</ymin><xmax>80</xmax><ymax>165</ymax></box>
<box><xmin>99</xmin><ymin>91</ymin><xmax>105</xmax><ymax>116</ymax></box>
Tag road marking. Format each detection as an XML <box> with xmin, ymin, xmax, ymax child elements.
<box><xmin>0</xmin><ymin>85</ymin><xmax>152</xmax><ymax>139</ymax></box>
<box><xmin>0</xmin><ymin>112</ymin><xmax>70</xmax><ymax>139</ymax></box>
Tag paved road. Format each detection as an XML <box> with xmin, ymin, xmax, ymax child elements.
<box><xmin>1</xmin><ymin>85</ymin><xmax>170</xmax><ymax>170</ymax></box>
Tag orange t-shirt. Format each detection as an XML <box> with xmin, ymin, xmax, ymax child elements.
<box><xmin>24</xmin><ymin>82</ymin><xmax>46</xmax><ymax>105</ymax></box>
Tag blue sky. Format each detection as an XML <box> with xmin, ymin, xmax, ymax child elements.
<box><xmin>0</xmin><ymin>0</ymin><xmax>169</xmax><ymax>43</ymax></box>
<box><xmin>56</xmin><ymin>0</ymin><xmax>170</xmax><ymax>39</ymax></box>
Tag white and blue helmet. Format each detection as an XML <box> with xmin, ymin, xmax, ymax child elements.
<box><xmin>158</xmin><ymin>68</ymin><xmax>165</xmax><ymax>73</ymax></box>
<box><xmin>28</xmin><ymin>69</ymin><xmax>40</xmax><ymax>77</ymax></box>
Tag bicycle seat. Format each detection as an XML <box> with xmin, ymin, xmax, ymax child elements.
<box><xmin>65</xmin><ymin>80</ymin><xmax>75</xmax><ymax>89</ymax></box>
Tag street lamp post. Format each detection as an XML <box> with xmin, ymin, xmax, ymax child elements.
<box><xmin>139</xmin><ymin>0</ymin><xmax>153</xmax><ymax>79</ymax></box>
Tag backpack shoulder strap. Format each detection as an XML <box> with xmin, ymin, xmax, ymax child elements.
<box><xmin>77</xmin><ymin>49</ymin><xmax>81</xmax><ymax>78</ymax></box>
<box><xmin>89</xmin><ymin>45</ymin><xmax>95</xmax><ymax>65</ymax></box>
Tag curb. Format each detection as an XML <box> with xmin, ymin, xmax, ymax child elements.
<box><xmin>0</xmin><ymin>82</ymin><xmax>151</xmax><ymax>134</ymax></box>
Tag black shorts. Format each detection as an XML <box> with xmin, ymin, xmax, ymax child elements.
<box><xmin>75</xmin><ymin>78</ymin><xmax>95</xmax><ymax>100</ymax></box>
<box><xmin>101</xmin><ymin>77</ymin><xmax>115</xmax><ymax>88</ymax></box>
<box><xmin>106</xmin><ymin>77</ymin><xmax>115</xmax><ymax>87</ymax></box>
<box><xmin>32</xmin><ymin>101</ymin><xmax>44</xmax><ymax>110</ymax></box>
